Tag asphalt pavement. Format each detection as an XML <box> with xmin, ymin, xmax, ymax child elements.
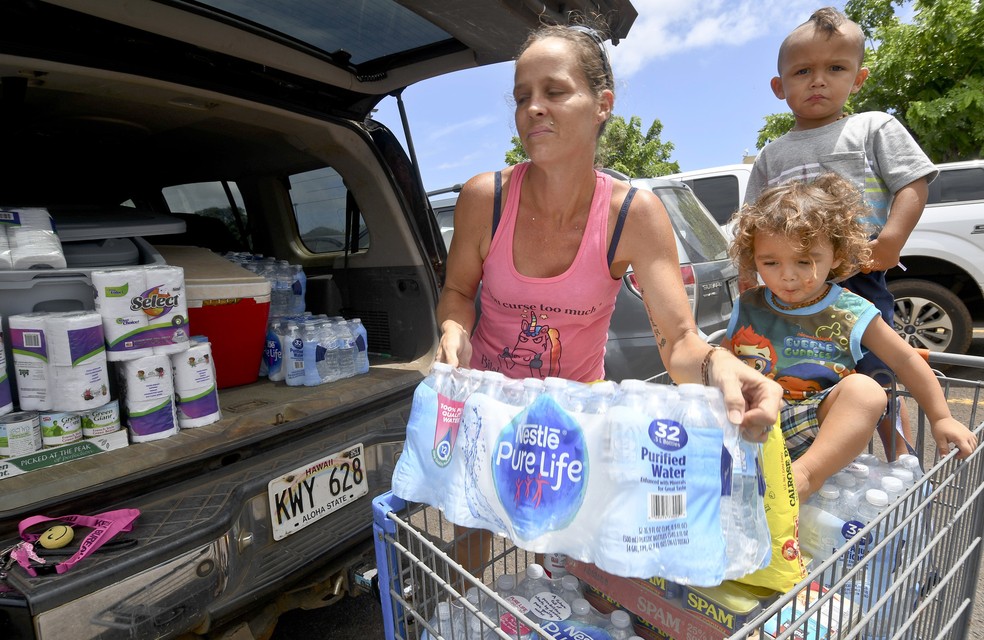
<box><xmin>271</xmin><ymin>326</ymin><xmax>984</xmax><ymax>640</ymax></box>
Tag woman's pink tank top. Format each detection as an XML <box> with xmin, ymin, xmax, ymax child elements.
<box><xmin>469</xmin><ymin>162</ymin><xmax>621</xmax><ymax>382</ymax></box>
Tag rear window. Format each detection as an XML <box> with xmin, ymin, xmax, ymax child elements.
<box><xmin>434</xmin><ymin>206</ymin><xmax>455</xmax><ymax>229</ymax></box>
<box><xmin>683</xmin><ymin>175</ymin><xmax>741</xmax><ymax>225</ymax></box>
<box><xmin>162</xmin><ymin>181</ymin><xmax>248</xmax><ymax>251</ymax></box>
<box><xmin>290</xmin><ymin>167</ymin><xmax>369</xmax><ymax>253</ymax></box>
<box><xmin>193</xmin><ymin>0</ymin><xmax>452</xmax><ymax>67</ymax></box>
<box><xmin>927</xmin><ymin>167</ymin><xmax>984</xmax><ymax>204</ymax></box>
<box><xmin>651</xmin><ymin>186</ymin><xmax>729</xmax><ymax>263</ymax></box>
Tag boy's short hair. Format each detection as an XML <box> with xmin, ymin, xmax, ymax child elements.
<box><xmin>729</xmin><ymin>173</ymin><xmax>873</xmax><ymax>282</ymax></box>
<box><xmin>777</xmin><ymin>6</ymin><xmax>866</xmax><ymax>71</ymax></box>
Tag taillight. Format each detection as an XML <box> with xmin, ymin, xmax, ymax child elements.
<box><xmin>624</xmin><ymin>266</ymin><xmax>696</xmax><ymax>312</ymax></box>
<box><xmin>680</xmin><ymin>264</ymin><xmax>696</xmax><ymax>312</ymax></box>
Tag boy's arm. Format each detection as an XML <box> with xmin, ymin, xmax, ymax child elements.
<box><xmin>863</xmin><ymin>319</ymin><xmax>978</xmax><ymax>458</ymax></box>
<box><xmin>866</xmin><ymin>176</ymin><xmax>929</xmax><ymax>272</ymax></box>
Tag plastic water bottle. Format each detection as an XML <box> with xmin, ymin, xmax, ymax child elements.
<box><xmin>264</xmin><ymin>317</ymin><xmax>287</xmax><ymax>382</ymax></box>
<box><xmin>845</xmin><ymin>461</ymin><xmax>871</xmax><ymax>488</ymax></box>
<box><xmin>273</xmin><ymin>260</ymin><xmax>294</xmax><ymax>316</ymax></box>
<box><xmin>799</xmin><ymin>485</ymin><xmax>849</xmax><ymax>569</ymax></box>
<box><xmin>284</xmin><ymin>321</ymin><xmax>306</xmax><ymax>387</ymax></box>
<box><xmin>334</xmin><ymin>320</ymin><xmax>357</xmax><ymax>379</ymax></box>
<box><xmin>607</xmin><ymin>610</ymin><xmax>635</xmax><ymax>640</ymax></box>
<box><xmin>428</xmin><ymin>361</ymin><xmax>457</xmax><ymax>397</ymax></box>
<box><xmin>475</xmin><ymin>369</ymin><xmax>505</xmax><ymax>401</ymax></box>
<box><xmin>349</xmin><ymin>318</ymin><xmax>370</xmax><ymax>375</ymax></box>
<box><xmin>302</xmin><ymin>321</ymin><xmax>323</xmax><ymax>386</ymax></box>
<box><xmin>833</xmin><ymin>472</ymin><xmax>864</xmax><ymax>515</ymax></box>
<box><xmin>422</xmin><ymin>601</ymin><xmax>457</xmax><ymax>640</ymax></box>
<box><xmin>894</xmin><ymin>454</ymin><xmax>922</xmax><ymax>478</ymax></box>
<box><xmin>585</xmin><ymin>380</ymin><xmax>617</xmax><ymax>414</ymax></box>
<box><xmin>463</xmin><ymin>368</ymin><xmax>484</xmax><ymax>396</ymax></box>
<box><xmin>880</xmin><ymin>476</ymin><xmax>905</xmax><ymax>504</ymax></box>
<box><xmin>675</xmin><ymin>384</ymin><xmax>745</xmax><ymax>568</ymax></box>
<box><xmin>290</xmin><ymin>263</ymin><xmax>307</xmax><ymax>314</ymax></box>
<box><xmin>556</xmin><ymin>574</ymin><xmax>583</xmax><ymax>605</ymax></box>
<box><xmin>522</xmin><ymin>377</ymin><xmax>544</xmax><ymax>406</ymax></box>
<box><xmin>609</xmin><ymin>379</ymin><xmax>648</xmax><ymax>484</ymax></box>
<box><xmin>543</xmin><ymin>376</ymin><xmax>571</xmax><ymax>408</ymax></box>
<box><xmin>494</xmin><ymin>573</ymin><xmax>517</xmax><ymax>598</ymax></box>
<box><xmin>889</xmin><ymin>467</ymin><xmax>915</xmax><ymax>491</ymax></box>
<box><xmin>484</xmin><ymin>573</ymin><xmax>516</xmax><ymax>622</ymax></box>
<box><xmin>728</xmin><ymin>395</ymin><xmax>769</xmax><ymax>571</ymax></box>
<box><xmin>857</xmin><ymin>455</ymin><xmax>888</xmax><ymax>490</ymax></box>
<box><xmin>569</xmin><ymin>598</ymin><xmax>595</xmax><ymax>624</ymax></box>
<box><xmin>543</xmin><ymin>551</ymin><xmax>568</xmax><ymax>579</ymax></box>
<box><xmin>318</xmin><ymin>321</ymin><xmax>342</xmax><ymax>383</ymax></box>
<box><xmin>520</xmin><ymin>564</ymin><xmax>552</xmax><ymax>600</ymax></box>
<box><xmin>851</xmin><ymin>489</ymin><xmax>898</xmax><ymax>639</ymax></box>
<box><xmin>459</xmin><ymin>591</ymin><xmax>487</xmax><ymax>640</ymax></box>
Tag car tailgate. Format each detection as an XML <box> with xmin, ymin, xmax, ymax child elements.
<box><xmin>0</xmin><ymin>368</ymin><xmax>421</xmax><ymax>636</ymax></box>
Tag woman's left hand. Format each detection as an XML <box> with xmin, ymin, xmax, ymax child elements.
<box><xmin>708</xmin><ymin>349</ymin><xmax>782</xmax><ymax>442</ymax></box>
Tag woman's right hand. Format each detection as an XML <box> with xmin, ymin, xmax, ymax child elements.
<box><xmin>435</xmin><ymin>320</ymin><xmax>472</xmax><ymax>368</ymax></box>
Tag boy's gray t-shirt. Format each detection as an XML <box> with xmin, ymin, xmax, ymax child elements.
<box><xmin>745</xmin><ymin>112</ymin><xmax>937</xmax><ymax>232</ymax></box>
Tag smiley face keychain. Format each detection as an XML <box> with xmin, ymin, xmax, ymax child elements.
<box><xmin>38</xmin><ymin>525</ymin><xmax>75</xmax><ymax>550</ymax></box>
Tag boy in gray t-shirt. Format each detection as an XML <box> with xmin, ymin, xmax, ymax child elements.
<box><xmin>745</xmin><ymin>7</ymin><xmax>937</xmax><ymax>458</ymax></box>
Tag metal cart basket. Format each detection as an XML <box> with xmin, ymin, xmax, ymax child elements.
<box><xmin>373</xmin><ymin>352</ymin><xmax>984</xmax><ymax>640</ymax></box>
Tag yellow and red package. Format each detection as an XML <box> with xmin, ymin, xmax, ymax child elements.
<box><xmin>735</xmin><ymin>419</ymin><xmax>807</xmax><ymax>592</ymax></box>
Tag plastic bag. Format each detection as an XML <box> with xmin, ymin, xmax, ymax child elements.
<box><xmin>735</xmin><ymin>418</ymin><xmax>807</xmax><ymax>592</ymax></box>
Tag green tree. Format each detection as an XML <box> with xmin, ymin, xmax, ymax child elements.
<box><xmin>505</xmin><ymin>115</ymin><xmax>680</xmax><ymax>177</ymax></box>
<box><xmin>755</xmin><ymin>113</ymin><xmax>796</xmax><ymax>150</ymax></box>
<box><xmin>755</xmin><ymin>0</ymin><xmax>984</xmax><ymax>162</ymax></box>
<box><xmin>844</xmin><ymin>0</ymin><xmax>984</xmax><ymax>162</ymax></box>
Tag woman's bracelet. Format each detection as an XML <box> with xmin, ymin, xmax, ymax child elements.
<box><xmin>701</xmin><ymin>346</ymin><xmax>729</xmax><ymax>386</ymax></box>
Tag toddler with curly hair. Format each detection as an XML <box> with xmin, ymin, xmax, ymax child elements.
<box><xmin>724</xmin><ymin>173</ymin><xmax>976</xmax><ymax>499</ymax></box>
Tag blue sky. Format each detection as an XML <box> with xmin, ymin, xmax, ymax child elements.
<box><xmin>373</xmin><ymin>0</ymin><xmax>850</xmax><ymax>193</ymax></box>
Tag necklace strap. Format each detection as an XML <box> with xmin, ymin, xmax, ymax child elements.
<box><xmin>772</xmin><ymin>283</ymin><xmax>832</xmax><ymax>311</ymax></box>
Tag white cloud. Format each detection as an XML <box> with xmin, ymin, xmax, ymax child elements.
<box><xmin>609</xmin><ymin>0</ymin><xmax>824</xmax><ymax>77</ymax></box>
<box><xmin>428</xmin><ymin>115</ymin><xmax>499</xmax><ymax>141</ymax></box>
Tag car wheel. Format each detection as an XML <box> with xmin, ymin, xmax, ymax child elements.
<box><xmin>888</xmin><ymin>279</ymin><xmax>973</xmax><ymax>355</ymax></box>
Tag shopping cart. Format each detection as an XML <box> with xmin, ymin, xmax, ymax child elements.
<box><xmin>373</xmin><ymin>350</ymin><xmax>984</xmax><ymax>640</ymax></box>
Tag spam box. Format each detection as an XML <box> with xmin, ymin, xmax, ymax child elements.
<box><xmin>0</xmin><ymin>429</ymin><xmax>129</xmax><ymax>479</ymax></box>
<box><xmin>762</xmin><ymin>581</ymin><xmax>858</xmax><ymax>640</ymax></box>
<box><xmin>682</xmin><ymin>583</ymin><xmax>772</xmax><ymax>636</ymax></box>
<box><xmin>567</xmin><ymin>558</ymin><xmax>778</xmax><ymax>640</ymax></box>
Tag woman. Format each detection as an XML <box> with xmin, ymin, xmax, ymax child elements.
<box><xmin>435</xmin><ymin>22</ymin><xmax>782</xmax><ymax>573</ymax></box>
<box><xmin>436</xmin><ymin>24</ymin><xmax>779</xmax><ymax>430</ymax></box>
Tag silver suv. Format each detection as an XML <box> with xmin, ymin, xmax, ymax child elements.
<box><xmin>429</xmin><ymin>177</ymin><xmax>739</xmax><ymax>381</ymax></box>
<box><xmin>0</xmin><ymin>2</ymin><xmax>637</xmax><ymax>639</ymax></box>
<box><xmin>665</xmin><ymin>160</ymin><xmax>984</xmax><ymax>356</ymax></box>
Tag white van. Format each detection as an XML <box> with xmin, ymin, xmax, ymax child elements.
<box><xmin>662</xmin><ymin>161</ymin><xmax>984</xmax><ymax>356</ymax></box>
<box><xmin>662</xmin><ymin>164</ymin><xmax>754</xmax><ymax>227</ymax></box>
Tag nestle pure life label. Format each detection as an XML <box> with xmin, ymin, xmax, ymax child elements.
<box><xmin>492</xmin><ymin>394</ymin><xmax>587</xmax><ymax>541</ymax></box>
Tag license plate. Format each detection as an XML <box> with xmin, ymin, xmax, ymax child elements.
<box><xmin>268</xmin><ymin>443</ymin><xmax>368</xmax><ymax>541</ymax></box>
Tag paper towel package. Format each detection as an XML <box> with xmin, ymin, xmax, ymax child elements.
<box><xmin>0</xmin><ymin>209</ymin><xmax>178</xmax><ymax>390</ymax></box>
<box><xmin>92</xmin><ymin>265</ymin><xmax>191</xmax><ymax>360</ymax></box>
<box><xmin>0</xmin><ymin>207</ymin><xmax>67</xmax><ymax>270</ymax></box>
<box><xmin>7</xmin><ymin>311</ymin><xmax>111</xmax><ymax>412</ymax></box>
<box><xmin>154</xmin><ymin>246</ymin><xmax>271</xmax><ymax>389</ymax></box>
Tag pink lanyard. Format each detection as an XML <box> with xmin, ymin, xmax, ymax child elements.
<box><xmin>10</xmin><ymin>509</ymin><xmax>140</xmax><ymax>577</ymax></box>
